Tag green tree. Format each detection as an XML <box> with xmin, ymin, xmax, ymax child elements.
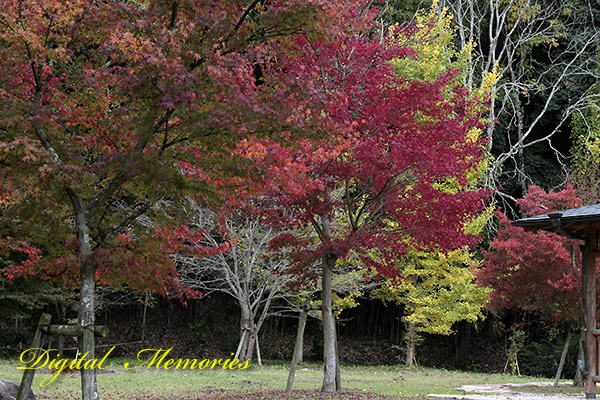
<box><xmin>570</xmin><ymin>64</ymin><xmax>600</xmax><ymax>204</ymax></box>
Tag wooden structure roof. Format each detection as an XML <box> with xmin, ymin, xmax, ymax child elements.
<box><xmin>512</xmin><ymin>203</ymin><xmax>600</xmax><ymax>239</ymax></box>
<box><xmin>513</xmin><ymin>202</ymin><xmax>600</xmax><ymax>398</ymax></box>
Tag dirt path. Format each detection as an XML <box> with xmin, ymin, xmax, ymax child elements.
<box><xmin>427</xmin><ymin>382</ymin><xmax>586</xmax><ymax>400</ymax></box>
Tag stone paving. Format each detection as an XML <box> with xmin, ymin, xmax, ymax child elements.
<box><xmin>427</xmin><ymin>382</ymin><xmax>588</xmax><ymax>400</ymax></box>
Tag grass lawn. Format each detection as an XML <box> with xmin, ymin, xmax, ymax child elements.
<box><xmin>0</xmin><ymin>358</ymin><xmax>572</xmax><ymax>399</ymax></box>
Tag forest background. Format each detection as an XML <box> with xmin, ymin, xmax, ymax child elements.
<box><xmin>1</xmin><ymin>0</ymin><xmax>600</xmax><ymax>392</ymax></box>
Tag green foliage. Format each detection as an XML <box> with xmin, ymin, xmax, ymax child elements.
<box><xmin>570</xmin><ymin>66</ymin><xmax>600</xmax><ymax>203</ymax></box>
<box><xmin>506</xmin><ymin>329</ymin><xmax>526</xmax><ymax>375</ymax></box>
<box><xmin>519</xmin><ymin>338</ymin><xmax>577</xmax><ymax>379</ymax></box>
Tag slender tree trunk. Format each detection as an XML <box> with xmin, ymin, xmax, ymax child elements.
<box><xmin>237</xmin><ymin>304</ymin><xmax>255</xmax><ymax>362</ymax></box>
<box><xmin>234</xmin><ymin>330</ymin><xmax>247</xmax><ymax>361</ymax></box>
<box><xmin>334</xmin><ymin>319</ymin><xmax>341</xmax><ymax>391</ymax></box>
<box><xmin>286</xmin><ymin>305</ymin><xmax>308</xmax><ymax>392</ymax></box>
<box><xmin>141</xmin><ymin>291</ymin><xmax>149</xmax><ymax>342</ymax></box>
<box><xmin>76</xmin><ymin>212</ymin><xmax>97</xmax><ymax>400</ymax></box>
<box><xmin>321</xmin><ymin>257</ymin><xmax>337</xmax><ymax>392</ymax></box>
<box><xmin>575</xmin><ymin>244</ymin><xmax>588</xmax><ymax>386</ymax></box>
<box><xmin>242</xmin><ymin>329</ymin><xmax>256</xmax><ymax>362</ymax></box>
<box><xmin>574</xmin><ymin>328</ymin><xmax>586</xmax><ymax>386</ymax></box>
<box><xmin>255</xmin><ymin>334</ymin><xmax>262</xmax><ymax>367</ymax></box>
<box><xmin>516</xmin><ymin>105</ymin><xmax>527</xmax><ymax>195</ymax></box>
<box><xmin>554</xmin><ymin>330</ymin><xmax>572</xmax><ymax>386</ymax></box>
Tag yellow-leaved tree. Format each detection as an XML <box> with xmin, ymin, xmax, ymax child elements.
<box><xmin>371</xmin><ymin>217</ymin><xmax>491</xmax><ymax>369</ymax></box>
<box><xmin>371</xmin><ymin>1</ymin><xmax>496</xmax><ymax>369</ymax></box>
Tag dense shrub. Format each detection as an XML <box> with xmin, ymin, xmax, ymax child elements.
<box><xmin>519</xmin><ymin>338</ymin><xmax>577</xmax><ymax>378</ymax></box>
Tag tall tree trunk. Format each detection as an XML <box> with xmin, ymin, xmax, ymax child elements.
<box><xmin>321</xmin><ymin>257</ymin><xmax>337</xmax><ymax>392</ymax></box>
<box><xmin>76</xmin><ymin>212</ymin><xmax>97</xmax><ymax>400</ymax></box>
<box><xmin>334</xmin><ymin>319</ymin><xmax>341</xmax><ymax>391</ymax></box>
<box><xmin>454</xmin><ymin>320</ymin><xmax>471</xmax><ymax>369</ymax></box>
<box><xmin>234</xmin><ymin>330</ymin><xmax>247</xmax><ymax>361</ymax></box>
<box><xmin>141</xmin><ymin>291</ymin><xmax>149</xmax><ymax>342</ymax></box>
<box><xmin>516</xmin><ymin>107</ymin><xmax>527</xmax><ymax>195</ymax></box>
<box><xmin>574</xmin><ymin>328</ymin><xmax>586</xmax><ymax>387</ymax></box>
<box><xmin>255</xmin><ymin>334</ymin><xmax>262</xmax><ymax>366</ymax></box>
<box><xmin>242</xmin><ymin>329</ymin><xmax>256</xmax><ymax>362</ymax></box>
<box><xmin>509</xmin><ymin>53</ymin><xmax>528</xmax><ymax>197</ymax></box>
<box><xmin>405</xmin><ymin>320</ymin><xmax>417</xmax><ymax>370</ymax></box>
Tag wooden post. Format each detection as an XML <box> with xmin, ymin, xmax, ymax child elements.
<box><xmin>47</xmin><ymin>324</ymin><xmax>109</xmax><ymax>338</ymax></box>
<box><xmin>17</xmin><ymin>313</ymin><xmax>51</xmax><ymax>400</ymax></box>
<box><xmin>585</xmin><ymin>235</ymin><xmax>597</xmax><ymax>399</ymax></box>
<box><xmin>16</xmin><ymin>315</ymin><xmax>109</xmax><ymax>400</ymax></box>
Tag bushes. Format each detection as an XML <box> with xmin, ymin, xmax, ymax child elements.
<box><xmin>519</xmin><ymin>336</ymin><xmax>577</xmax><ymax>379</ymax></box>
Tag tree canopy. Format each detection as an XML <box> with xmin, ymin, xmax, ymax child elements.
<box><xmin>10</xmin><ymin>0</ymin><xmax>599</xmax><ymax>395</ymax></box>
<box><xmin>479</xmin><ymin>185</ymin><xmax>582</xmax><ymax>322</ymax></box>
<box><xmin>0</xmin><ymin>0</ymin><xmax>375</xmax><ymax>397</ymax></box>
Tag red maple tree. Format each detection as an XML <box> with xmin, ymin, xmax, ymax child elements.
<box><xmin>238</xmin><ymin>20</ymin><xmax>491</xmax><ymax>391</ymax></box>
<box><xmin>0</xmin><ymin>0</ymin><xmax>364</xmax><ymax>397</ymax></box>
<box><xmin>479</xmin><ymin>185</ymin><xmax>582</xmax><ymax>321</ymax></box>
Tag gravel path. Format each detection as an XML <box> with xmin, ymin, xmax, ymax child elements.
<box><xmin>427</xmin><ymin>382</ymin><xmax>587</xmax><ymax>400</ymax></box>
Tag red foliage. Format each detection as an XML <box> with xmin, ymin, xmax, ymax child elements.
<box><xmin>479</xmin><ymin>185</ymin><xmax>583</xmax><ymax>321</ymax></box>
<box><xmin>239</xmin><ymin>22</ymin><xmax>490</xmax><ymax>279</ymax></box>
<box><xmin>0</xmin><ymin>0</ymin><xmax>369</xmax><ymax>299</ymax></box>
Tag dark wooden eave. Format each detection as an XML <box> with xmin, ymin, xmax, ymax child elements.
<box><xmin>512</xmin><ymin>203</ymin><xmax>600</xmax><ymax>240</ymax></box>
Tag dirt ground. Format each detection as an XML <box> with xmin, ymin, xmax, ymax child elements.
<box><xmin>428</xmin><ymin>382</ymin><xmax>588</xmax><ymax>400</ymax></box>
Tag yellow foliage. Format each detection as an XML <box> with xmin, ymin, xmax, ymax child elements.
<box><xmin>586</xmin><ymin>140</ymin><xmax>600</xmax><ymax>162</ymax></box>
<box><xmin>372</xmin><ymin>248</ymin><xmax>490</xmax><ymax>335</ymax></box>
<box><xmin>479</xmin><ymin>63</ymin><xmax>501</xmax><ymax>99</ymax></box>
<box><xmin>389</xmin><ymin>4</ymin><xmax>461</xmax><ymax>82</ymax></box>
<box><xmin>332</xmin><ymin>288</ymin><xmax>361</xmax><ymax>317</ymax></box>
<box><xmin>464</xmin><ymin>205</ymin><xmax>494</xmax><ymax>236</ymax></box>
